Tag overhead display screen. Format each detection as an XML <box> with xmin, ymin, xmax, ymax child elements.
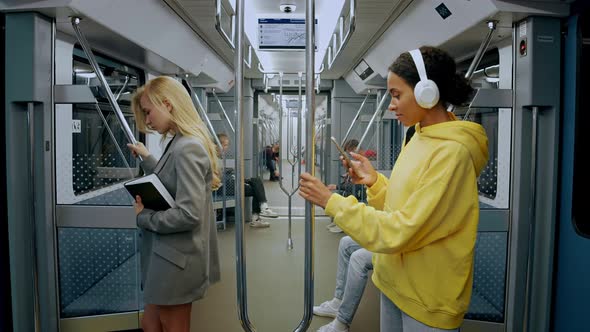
<box><xmin>258</xmin><ymin>18</ymin><xmax>317</xmax><ymax>50</ymax></box>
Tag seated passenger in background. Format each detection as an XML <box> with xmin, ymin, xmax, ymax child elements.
<box><xmin>342</xmin><ymin>139</ymin><xmax>377</xmax><ymax>160</ymax></box>
<box><xmin>217</xmin><ymin>133</ymin><xmax>278</xmax><ymax>228</ymax></box>
<box><xmin>314</xmin><ymin>236</ymin><xmax>373</xmax><ymax>332</ymax></box>
<box><xmin>326</xmin><ymin>139</ymin><xmax>367</xmax><ymax>233</ymax></box>
<box><xmin>265</xmin><ymin>142</ymin><xmax>281</xmax><ymax>181</ymax></box>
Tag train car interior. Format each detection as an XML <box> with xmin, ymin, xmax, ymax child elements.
<box><xmin>1</xmin><ymin>0</ymin><xmax>589</xmax><ymax>331</ymax></box>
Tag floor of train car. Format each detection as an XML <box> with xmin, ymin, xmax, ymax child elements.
<box><xmin>192</xmin><ymin>218</ymin><xmax>380</xmax><ymax>332</ymax></box>
<box><xmin>192</xmin><ymin>162</ymin><xmax>381</xmax><ymax>331</ymax></box>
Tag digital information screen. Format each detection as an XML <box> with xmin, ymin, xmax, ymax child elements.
<box><xmin>258</xmin><ymin>18</ymin><xmax>317</xmax><ymax>50</ymax></box>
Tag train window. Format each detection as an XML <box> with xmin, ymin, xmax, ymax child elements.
<box><xmin>455</xmin><ymin>48</ymin><xmax>510</xmax><ymax>209</ymax></box>
<box><xmin>56</xmin><ymin>47</ymin><xmax>145</xmax><ymax>205</ymax></box>
<box><xmin>467</xmin><ymin>108</ymin><xmax>499</xmax><ymax>201</ymax></box>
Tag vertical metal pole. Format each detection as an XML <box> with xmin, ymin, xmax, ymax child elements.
<box><xmin>27</xmin><ymin>103</ymin><xmax>41</xmax><ymax>332</ymax></box>
<box><xmin>524</xmin><ymin>106</ymin><xmax>539</xmax><ymax>331</ymax></box>
<box><xmin>234</xmin><ymin>0</ymin><xmax>254</xmax><ymax>330</ymax></box>
<box><xmin>294</xmin><ymin>0</ymin><xmax>315</xmax><ymax>330</ymax></box>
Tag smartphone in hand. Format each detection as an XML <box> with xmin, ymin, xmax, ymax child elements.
<box><xmin>331</xmin><ymin>137</ymin><xmax>363</xmax><ymax>178</ymax></box>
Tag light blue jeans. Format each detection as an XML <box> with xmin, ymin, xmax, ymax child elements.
<box><xmin>380</xmin><ymin>293</ymin><xmax>460</xmax><ymax>332</ymax></box>
<box><xmin>334</xmin><ymin>236</ymin><xmax>373</xmax><ymax>325</ymax></box>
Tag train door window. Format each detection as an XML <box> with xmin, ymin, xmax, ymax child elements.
<box><xmin>456</xmin><ymin>48</ymin><xmax>510</xmax><ymax>210</ymax></box>
<box><xmin>55</xmin><ymin>47</ymin><xmax>144</xmax><ymax>206</ymax></box>
<box><xmin>572</xmin><ymin>16</ymin><xmax>590</xmax><ymax>238</ymax></box>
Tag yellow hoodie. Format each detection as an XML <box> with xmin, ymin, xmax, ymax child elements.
<box><xmin>325</xmin><ymin>115</ymin><xmax>489</xmax><ymax>329</ymax></box>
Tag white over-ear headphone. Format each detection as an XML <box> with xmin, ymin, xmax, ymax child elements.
<box><xmin>409</xmin><ymin>49</ymin><xmax>440</xmax><ymax>109</ymax></box>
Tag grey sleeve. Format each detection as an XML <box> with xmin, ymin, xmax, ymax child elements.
<box><xmin>140</xmin><ymin>155</ymin><xmax>158</xmax><ymax>175</ymax></box>
<box><xmin>137</xmin><ymin>141</ymin><xmax>210</xmax><ymax>234</ymax></box>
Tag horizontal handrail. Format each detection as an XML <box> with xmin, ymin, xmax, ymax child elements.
<box><xmin>258</xmin><ymin>63</ymin><xmax>324</xmax><ymax>75</ymax></box>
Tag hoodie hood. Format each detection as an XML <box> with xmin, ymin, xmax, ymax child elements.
<box><xmin>415</xmin><ymin>113</ymin><xmax>489</xmax><ymax>176</ymax></box>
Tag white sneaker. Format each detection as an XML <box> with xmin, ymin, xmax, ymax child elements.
<box><xmin>326</xmin><ymin>222</ymin><xmax>336</xmax><ymax>230</ymax></box>
<box><xmin>317</xmin><ymin>320</ymin><xmax>349</xmax><ymax>332</ymax></box>
<box><xmin>313</xmin><ymin>299</ymin><xmax>340</xmax><ymax>317</ymax></box>
<box><xmin>259</xmin><ymin>207</ymin><xmax>279</xmax><ymax>218</ymax></box>
<box><xmin>250</xmin><ymin>219</ymin><xmax>270</xmax><ymax>228</ymax></box>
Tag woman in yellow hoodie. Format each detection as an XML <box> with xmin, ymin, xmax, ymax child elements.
<box><xmin>299</xmin><ymin>46</ymin><xmax>489</xmax><ymax>331</ymax></box>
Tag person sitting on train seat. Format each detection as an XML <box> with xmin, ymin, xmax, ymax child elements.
<box><xmin>314</xmin><ymin>236</ymin><xmax>373</xmax><ymax>332</ymax></box>
<box><xmin>342</xmin><ymin>139</ymin><xmax>377</xmax><ymax>160</ymax></box>
<box><xmin>299</xmin><ymin>46</ymin><xmax>489</xmax><ymax>331</ymax></box>
<box><xmin>127</xmin><ymin>76</ymin><xmax>221</xmax><ymax>332</ymax></box>
<box><xmin>265</xmin><ymin>142</ymin><xmax>281</xmax><ymax>181</ymax></box>
<box><xmin>325</xmin><ymin>139</ymin><xmax>368</xmax><ymax>233</ymax></box>
<box><xmin>217</xmin><ymin>133</ymin><xmax>279</xmax><ymax>228</ymax></box>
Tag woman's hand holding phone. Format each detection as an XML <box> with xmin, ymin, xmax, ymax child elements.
<box><xmin>331</xmin><ymin>137</ymin><xmax>377</xmax><ymax>186</ymax></box>
<box><xmin>344</xmin><ymin>152</ymin><xmax>378</xmax><ymax>186</ymax></box>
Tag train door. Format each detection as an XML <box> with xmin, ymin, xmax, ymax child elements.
<box><xmin>5</xmin><ymin>12</ymin><xmax>146</xmax><ymax>331</ymax></box>
<box><xmin>451</xmin><ymin>15</ymin><xmax>562</xmax><ymax>332</ymax></box>
<box><xmin>53</xmin><ymin>43</ymin><xmax>145</xmax><ymax>331</ymax></box>
<box><xmin>553</xmin><ymin>11</ymin><xmax>590</xmax><ymax>331</ymax></box>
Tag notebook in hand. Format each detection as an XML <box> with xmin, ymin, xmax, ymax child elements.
<box><xmin>124</xmin><ymin>174</ymin><xmax>176</xmax><ymax>211</ymax></box>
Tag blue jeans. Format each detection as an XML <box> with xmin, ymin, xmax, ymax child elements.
<box><xmin>334</xmin><ymin>236</ymin><xmax>373</xmax><ymax>325</ymax></box>
<box><xmin>380</xmin><ymin>293</ymin><xmax>460</xmax><ymax>332</ymax></box>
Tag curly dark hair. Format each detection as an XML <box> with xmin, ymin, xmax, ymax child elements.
<box><xmin>388</xmin><ymin>46</ymin><xmax>473</xmax><ymax>106</ymax></box>
<box><xmin>343</xmin><ymin>139</ymin><xmax>359</xmax><ymax>152</ymax></box>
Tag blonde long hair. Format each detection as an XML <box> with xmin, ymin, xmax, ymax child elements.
<box><xmin>131</xmin><ymin>76</ymin><xmax>221</xmax><ymax>189</ymax></box>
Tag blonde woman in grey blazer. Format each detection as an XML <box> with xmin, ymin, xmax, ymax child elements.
<box><xmin>128</xmin><ymin>76</ymin><xmax>221</xmax><ymax>332</ymax></box>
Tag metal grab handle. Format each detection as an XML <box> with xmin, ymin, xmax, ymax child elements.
<box><xmin>181</xmin><ymin>79</ymin><xmax>230</xmax><ymax>229</ymax></box>
<box><xmin>181</xmin><ymin>79</ymin><xmax>224</xmax><ymax>149</ymax></box>
<box><xmin>259</xmin><ymin>63</ymin><xmax>325</xmax><ymax>93</ymax></box>
<box><xmin>327</xmin><ymin>0</ymin><xmax>356</xmax><ymax>69</ymax></box>
<box><xmin>212</xmin><ymin>89</ymin><xmax>236</xmax><ymax>133</ymax></box>
<box><xmin>341</xmin><ymin>91</ymin><xmax>371</xmax><ymax>145</ymax></box>
<box><xmin>459</xmin><ymin>20</ymin><xmax>497</xmax><ymax>118</ymax></box>
<box><xmin>215</xmin><ymin>0</ymin><xmax>252</xmax><ymax>68</ymax></box>
<box><xmin>277</xmin><ymin>72</ymin><xmax>304</xmax><ymax>250</ymax></box>
<box><xmin>356</xmin><ymin>92</ymin><xmax>390</xmax><ymax>152</ymax></box>
<box><xmin>114</xmin><ymin>75</ymin><xmax>130</xmax><ymax>101</ymax></box>
<box><xmin>215</xmin><ymin>0</ymin><xmax>235</xmax><ymax>49</ymax></box>
<box><xmin>71</xmin><ymin>17</ymin><xmax>141</xmax><ymax>160</ymax></box>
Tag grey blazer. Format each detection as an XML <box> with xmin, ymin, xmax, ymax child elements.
<box><xmin>137</xmin><ymin>134</ymin><xmax>220</xmax><ymax>305</ymax></box>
